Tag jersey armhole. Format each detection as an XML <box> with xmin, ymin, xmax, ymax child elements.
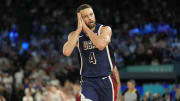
<box><xmin>98</xmin><ymin>25</ymin><xmax>104</xmax><ymax>36</ymax></box>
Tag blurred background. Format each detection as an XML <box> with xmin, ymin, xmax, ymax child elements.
<box><xmin>0</xmin><ymin>0</ymin><xmax>180</xmax><ymax>101</ymax></box>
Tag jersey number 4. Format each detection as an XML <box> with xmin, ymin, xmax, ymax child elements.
<box><xmin>89</xmin><ymin>52</ymin><xmax>96</xmax><ymax>64</ymax></box>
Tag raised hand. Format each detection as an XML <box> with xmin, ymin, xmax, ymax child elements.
<box><xmin>79</xmin><ymin>13</ymin><xmax>89</xmax><ymax>36</ymax></box>
<box><xmin>80</xmin><ymin>15</ymin><xmax>88</xmax><ymax>30</ymax></box>
<box><xmin>76</xmin><ymin>13</ymin><xmax>83</xmax><ymax>32</ymax></box>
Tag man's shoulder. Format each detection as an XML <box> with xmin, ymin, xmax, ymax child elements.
<box><xmin>135</xmin><ymin>89</ymin><xmax>140</xmax><ymax>94</ymax></box>
<box><xmin>97</xmin><ymin>23</ymin><xmax>111</xmax><ymax>29</ymax></box>
<box><xmin>99</xmin><ymin>25</ymin><xmax>112</xmax><ymax>35</ymax></box>
<box><xmin>122</xmin><ymin>88</ymin><xmax>128</xmax><ymax>95</ymax></box>
<box><xmin>101</xmin><ymin>25</ymin><xmax>111</xmax><ymax>30</ymax></box>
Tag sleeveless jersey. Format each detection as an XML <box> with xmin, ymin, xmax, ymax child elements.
<box><xmin>77</xmin><ymin>23</ymin><xmax>115</xmax><ymax>77</ymax></box>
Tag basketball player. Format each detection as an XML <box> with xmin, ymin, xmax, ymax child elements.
<box><xmin>63</xmin><ymin>4</ymin><xmax>119</xmax><ymax>101</ymax></box>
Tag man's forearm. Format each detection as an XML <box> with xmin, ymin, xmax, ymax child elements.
<box><xmin>84</xmin><ymin>27</ymin><xmax>106</xmax><ymax>51</ymax></box>
<box><xmin>114</xmin><ymin>67</ymin><xmax>121</xmax><ymax>98</ymax></box>
<box><xmin>63</xmin><ymin>30</ymin><xmax>80</xmax><ymax>56</ymax></box>
<box><xmin>69</xmin><ymin>30</ymin><xmax>81</xmax><ymax>45</ymax></box>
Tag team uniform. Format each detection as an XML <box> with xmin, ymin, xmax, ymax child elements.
<box><xmin>77</xmin><ymin>23</ymin><xmax>117</xmax><ymax>101</ymax></box>
<box><xmin>122</xmin><ymin>89</ymin><xmax>140</xmax><ymax>101</ymax></box>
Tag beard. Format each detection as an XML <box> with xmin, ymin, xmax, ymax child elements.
<box><xmin>86</xmin><ymin>21</ymin><xmax>96</xmax><ymax>29</ymax></box>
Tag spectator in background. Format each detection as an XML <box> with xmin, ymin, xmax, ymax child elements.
<box><xmin>15</xmin><ymin>84</ymin><xmax>24</xmax><ymax>101</ymax></box>
<box><xmin>63</xmin><ymin>80</ymin><xmax>75</xmax><ymax>101</ymax></box>
<box><xmin>121</xmin><ymin>80</ymin><xmax>140</xmax><ymax>101</ymax></box>
<box><xmin>45</xmin><ymin>84</ymin><xmax>65</xmax><ymax>101</ymax></box>
<box><xmin>14</xmin><ymin>69</ymin><xmax>24</xmax><ymax>89</ymax></box>
<box><xmin>34</xmin><ymin>89</ymin><xmax>45</xmax><ymax>101</ymax></box>
<box><xmin>0</xmin><ymin>75</ymin><xmax>6</xmax><ymax>99</ymax></box>
<box><xmin>2</xmin><ymin>73</ymin><xmax>13</xmax><ymax>101</ymax></box>
<box><xmin>162</xmin><ymin>88</ymin><xmax>172</xmax><ymax>101</ymax></box>
<box><xmin>142</xmin><ymin>91</ymin><xmax>151</xmax><ymax>101</ymax></box>
<box><xmin>25</xmin><ymin>82</ymin><xmax>36</xmax><ymax>97</ymax></box>
<box><xmin>24</xmin><ymin>79</ymin><xmax>30</xmax><ymax>89</ymax></box>
<box><xmin>171</xmin><ymin>85</ymin><xmax>176</xmax><ymax>100</ymax></box>
<box><xmin>153</xmin><ymin>93</ymin><xmax>163</xmax><ymax>101</ymax></box>
<box><xmin>73</xmin><ymin>81</ymin><xmax>81</xmax><ymax>101</ymax></box>
<box><xmin>50</xmin><ymin>73</ymin><xmax>60</xmax><ymax>86</ymax></box>
<box><xmin>22</xmin><ymin>92</ymin><xmax>33</xmax><ymax>101</ymax></box>
<box><xmin>176</xmin><ymin>84</ymin><xmax>180</xmax><ymax>101</ymax></box>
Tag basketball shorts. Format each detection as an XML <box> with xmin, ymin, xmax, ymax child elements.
<box><xmin>80</xmin><ymin>73</ymin><xmax>117</xmax><ymax>101</ymax></box>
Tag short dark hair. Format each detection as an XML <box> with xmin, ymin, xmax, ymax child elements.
<box><xmin>128</xmin><ymin>79</ymin><xmax>136</xmax><ymax>85</ymax></box>
<box><xmin>77</xmin><ymin>4</ymin><xmax>92</xmax><ymax>13</ymax></box>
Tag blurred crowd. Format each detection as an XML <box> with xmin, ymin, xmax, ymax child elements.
<box><xmin>0</xmin><ymin>0</ymin><xmax>180</xmax><ymax>100</ymax></box>
<box><xmin>113</xmin><ymin>30</ymin><xmax>180</xmax><ymax>68</ymax></box>
<box><xmin>141</xmin><ymin>84</ymin><xmax>180</xmax><ymax>101</ymax></box>
<box><xmin>121</xmin><ymin>80</ymin><xmax>180</xmax><ymax>101</ymax></box>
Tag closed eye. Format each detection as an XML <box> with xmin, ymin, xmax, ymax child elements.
<box><xmin>90</xmin><ymin>13</ymin><xmax>93</xmax><ymax>16</ymax></box>
<box><xmin>84</xmin><ymin>15</ymin><xmax>88</xmax><ymax>18</ymax></box>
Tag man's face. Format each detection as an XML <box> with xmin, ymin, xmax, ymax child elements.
<box><xmin>127</xmin><ymin>82</ymin><xmax>135</xmax><ymax>90</ymax></box>
<box><xmin>80</xmin><ymin>8</ymin><xmax>96</xmax><ymax>29</ymax></box>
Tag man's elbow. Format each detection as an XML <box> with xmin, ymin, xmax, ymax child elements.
<box><xmin>97</xmin><ymin>45</ymin><xmax>106</xmax><ymax>51</ymax></box>
<box><xmin>63</xmin><ymin>52</ymin><xmax>71</xmax><ymax>56</ymax></box>
<box><xmin>97</xmin><ymin>41</ymin><xmax>110</xmax><ymax>51</ymax></box>
<box><xmin>63</xmin><ymin>50</ymin><xmax>71</xmax><ymax>56</ymax></box>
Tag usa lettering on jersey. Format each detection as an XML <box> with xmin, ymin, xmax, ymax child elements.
<box><xmin>83</xmin><ymin>41</ymin><xmax>96</xmax><ymax>50</ymax></box>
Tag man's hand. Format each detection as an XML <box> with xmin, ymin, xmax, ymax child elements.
<box><xmin>79</xmin><ymin>15</ymin><xmax>89</xmax><ymax>35</ymax></box>
<box><xmin>63</xmin><ymin>13</ymin><xmax>82</xmax><ymax>56</ymax></box>
<box><xmin>79</xmin><ymin>13</ymin><xmax>112</xmax><ymax>51</ymax></box>
<box><xmin>76</xmin><ymin>13</ymin><xmax>83</xmax><ymax>33</ymax></box>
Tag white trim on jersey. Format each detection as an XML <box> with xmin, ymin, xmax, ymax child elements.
<box><xmin>106</xmin><ymin>45</ymin><xmax>113</xmax><ymax>71</ymax></box>
<box><xmin>109</xmin><ymin>76</ymin><xmax>115</xmax><ymax>101</ymax></box>
<box><xmin>77</xmin><ymin>40</ymin><xmax>83</xmax><ymax>75</ymax></box>
<box><xmin>80</xmin><ymin>93</ymin><xmax>93</xmax><ymax>101</ymax></box>
<box><xmin>97</xmin><ymin>25</ymin><xmax>113</xmax><ymax>71</ymax></box>
<box><xmin>98</xmin><ymin>25</ymin><xmax>103</xmax><ymax>36</ymax></box>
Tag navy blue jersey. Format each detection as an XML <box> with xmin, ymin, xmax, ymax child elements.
<box><xmin>77</xmin><ymin>23</ymin><xmax>115</xmax><ymax>77</ymax></box>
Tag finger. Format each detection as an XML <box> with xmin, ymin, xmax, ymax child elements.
<box><xmin>77</xmin><ymin>14</ymin><xmax>81</xmax><ymax>26</ymax></box>
<box><xmin>77</xmin><ymin>13</ymin><xmax>80</xmax><ymax>22</ymax></box>
<box><xmin>79</xmin><ymin>16</ymin><xmax>83</xmax><ymax>23</ymax></box>
<box><xmin>79</xmin><ymin>16</ymin><xmax>82</xmax><ymax>24</ymax></box>
<box><xmin>78</xmin><ymin>13</ymin><xmax>81</xmax><ymax>18</ymax></box>
<box><xmin>81</xmin><ymin>18</ymin><xmax>85</xmax><ymax>25</ymax></box>
<box><xmin>77</xmin><ymin>13</ymin><xmax>81</xmax><ymax>16</ymax></box>
<box><xmin>77</xmin><ymin>13</ymin><xmax>81</xmax><ymax>20</ymax></box>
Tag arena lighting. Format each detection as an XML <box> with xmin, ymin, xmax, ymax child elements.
<box><xmin>143</xmin><ymin>23</ymin><xmax>155</xmax><ymax>34</ymax></box>
<box><xmin>173</xmin><ymin>29</ymin><xmax>177</xmax><ymax>35</ymax></box>
<box><xmin>157</xmin><ymin>23</ymin><xmax>170</xmax><ymax>32</ymax></box>
<box><xmin>129</xmin><ymin>23</ymin><xmax>178</xmax><ymax>37</ymax></box>
<box><xmin>22</xmin><ymin>41</ymin><xmax>29</xmax><ymax>51</ymax></box>
<box><xmin>129</xmin><ymin>28</ymin><xmax>140</xmax><ymax>37</ymax></box>
<box><xmin>9</xmin><ymin>31</ymin><xmax>18</xmax><ymax>40</ymax></box>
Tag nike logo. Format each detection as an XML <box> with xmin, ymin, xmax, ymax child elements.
<box><xmin>102</xmin><ymin>76</ymin><xmax>108</xmax><ymax>80</ymax></box>
<box><xmin>79</xmin><ymin>35</ymin><xmax>83</xmax><ymax>38</ymax></box>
